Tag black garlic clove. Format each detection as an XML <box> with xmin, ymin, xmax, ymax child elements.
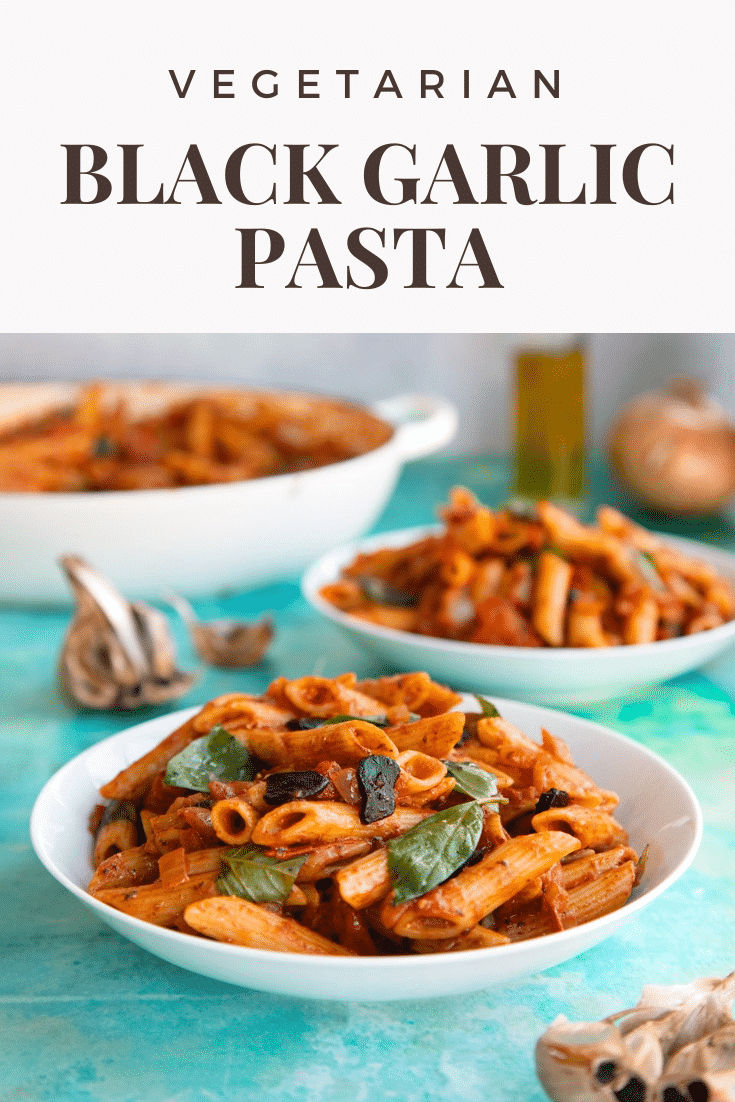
<box><xmin>357</xmin><ymin>755</ymin><xmax>400</xmax><ymax>824</ymax></box>
<box><xmin>264</xmin><ymin>771</ymin><xmax>330</xmax><ymax>806</ymax></box>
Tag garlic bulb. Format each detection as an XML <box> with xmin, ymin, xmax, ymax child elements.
<box><xmin>607</xmin><ymin>377</ymin><xmax>735</xmax><ymax>514</ymax></box>
<box><xmin>165</xmin><ymin>591</ymin><xmax>273</xmax><ymax>669</ymax></box>
<box><xmin>536</xmin><ymin>972</ymin><xmax>735</xmax><ymax>1102</ymax></box>
<box><xmin>58</xmin><ymin>556</ymin><xmax>196</xmax><ymax>709</ymax></box>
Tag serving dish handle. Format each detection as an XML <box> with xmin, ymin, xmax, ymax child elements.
<box><xmin>372</xmin><ymin>393</ymin><xmax>458</xmax><ymax>461</ymax></box>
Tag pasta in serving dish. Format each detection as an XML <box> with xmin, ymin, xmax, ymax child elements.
<box><xmin>88</xmin><ymin>671</ymin><xmax>645</xmax><ymax>957</ymax></box>
<box><xmin>0</xmin><ymin>383</ymin><xmax>392</xmax><ymax>491</ymax></box>
<box><xmin>319</xmin><ymin>488</ymin><xmax>735</xmax><ymax>647</ymax></box>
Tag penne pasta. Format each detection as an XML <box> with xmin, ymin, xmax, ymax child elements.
<box><xmin>475</xmin><ymin>716</ymin><xmax>542</xmax><ymax>769</ymax></box>
<box><xmin>411</xmin><ymin>926</ymin><xmax>510</xmax><ymax>953</ymax></box>
<box><xmin>469</xmin><ymin>558</ymin><xmax>505</xmax><ymax>603</ymax></box>
<box><xmin>446</xmin><ymin>746</ymin><xmax>516</xmax><ymax>788</ymax></box>
<box><xmin>329</xmin><ymin>897</ymin><xmax>380</xmax><ymax>955</ymax></box>
<box><xmin>88</xmin><ymin>845</ymin><xmax>159</xmax><ymax>894</ymax></box>
<box><xmin>438</xmin><ymin>547</ymin><xmax>475</xmax><ymax>587</ymax></box>
<box><xmin>0</xmin><ymin>386</ymin><xmax>394</xmax><ymax>492</ymax></box>
<box><xmin>241</xmin><ymin>719</ymin><xmax>399</xmax><ymax>768</ymax></box>
<box><xmin>193</xmin><ymin>693</ymin><xmax>294</xmax><ymax>733</ymax></box>
<box><xmin>560</xmin><ymin>861</ymin><xmax>637</xmax><ymax>924</ymax></box>
<box><xmin>93</xmin><ymin>818</ymin><xmax>137</xmax><ymax>868</ymax></box>
<box><xmin>596</xmin><ymin>505</ymin><xmax>659</xmax><ymax>552</ymax></box>
<box><xmin>385</xmin><ymin>832</ymin><xmax>581</xmax><ymax>939</ymax></box>
<box><xmin>181</xmin><ymin>847</ymin><xmax>228</xmax><ymax>877</ymax></box>
<box><xmin>178</xmin><ymin>806</ymin><xmax>221</xmax><ymax>847</ymax></box>
<box><xmin>537</xmin><ymin>501</ymin><xmax>638</xmax><ymax>585</ymax></box>
<box><xmin>351</xmin><ymin>605</ymin><xmax>419</xmax><ymax>632</ymax></box>
<box><xmin>559</xmin><ymin>845</ymin><xmax>638</xmax><ymax>890</ymax></box>
<box><xmin>333</xmin><ymin>848</ymin><xmax>392</xmax><ymax>909</ymax></box>
<box><xmin>531</xmin><ymin>805</ymin><xmax>628</xmax><ymax>850</ymax></box>
<box><xmin>292</xmin><ymin>838</ymin><xmax>373</xmax><ymax>881</ymax></box>
<box><xmin>279</xmin><ymin>676</ymin><xmax>389</xmax><ymax>719</ymax></box>
<box><xmin>439</xmin><ymin>487</ymin><xmax>497</xmax><ymax>556</ymax></box>
<box><xmin>100</xmin><ymin>717</ymin><xmax>199</xmax><ymax>801</ymax></box>
<box><xmin>397</xmin><ymin>777</ymin><xmax>456</xmax><ymax>807</ymax></box>
<box><xmin>496</xmin><ymin>862</ymin><xmax>637</xmax><ymax>941</ymax></box>
<box><xmin>622</xmin><ymin>592</ymin><xmax>659</xmax><ymax>645</ymax></box>
<box><xmin>493</xmin><ymin>845</ymin><xmax>636</xmax><ymax>919</ymax></box>
<box><xmin>532</xmin><ymin>552</ymin><xmax>573</xmax><ymax>646</ymax></box>
<box><xmin>210</xmin><ymin>799</ymin><xmax>261</xmax><ymax>845</ymax></box>
<box><xmin>86</xmin><ymin>670</ymin><xmax>643</xmax><ymax>957</ymax></box>
<box><xmin>355</xmin><ymin>672</ymin><xmax>435</xmax><ymax>712</ymax></box>
<box><xmin>532</xmin><ymin>747</ymin><xmax>617</xmax><ymax>809</ymax></box>
<box><xmin>394</xmin><ymin>751</ymin><xmax>448</xmax><ymax>795</ymax></box>
<box><xmin>321</xmin><ymin>488</ymin><xmax>734</xmax><ymax>648</ymax></box>
<box><xmin>252</xmin><ymin>802</ymin><xmax>431</xmax><ymax>846</ymax></box>
<box><xmin>387</xmin><ymin>713</ymin><xmax>464</xmax><ymax>757</ymax></box>
<box><xmin>566</xmin><ymin>597</ymin><xmax>610</xmax><ymax>648</ymax></box>
<box><xmin>159</xmin><ymin>846</ymin><xmax>191</xmax><ymax>889</ymax></box>
<box><xmin>184</xmin><ymin>897</ymin><xmax>356</xmax><ymax>955</ymax></box>
<box><xmin>94</xmin><ymin>873</ymin><xmax>219</xmax><ymax>926</ymax></box>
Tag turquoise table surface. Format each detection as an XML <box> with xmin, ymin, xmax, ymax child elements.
<box><xmin>2</xmin><ymin>455</ymin><xmax>734</xmax><ymax>1102</ymax></box>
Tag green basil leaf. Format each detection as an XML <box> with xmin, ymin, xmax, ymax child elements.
<box><xmin>92</xmin><ymin>435</ymin><xmax>118</xmax><ymax>459</ymax></box>
<box><xmin>443</xmin><ymin>761</ymin><xmax>507</xmax><ymax>809</ymax></box>
<box><xmin>324</xmin><ymin>712</ymin><xmax>420</xmax><ymax>726</ymax></box>
<box><xmin>289</xmin><ymin>714</ymin><xmax>387</xmax><ymax>730</ymax></box>
<box><xmin>322</xmin><ymin>713</ymin><xmax>389</xmax><ymax>727</ymax></box>
<box><xmin>387</xmin><ymin>801</ymin><xmax>484</xmax><ymax>904</ymax></box>
<box><xmin>292</xmin><ymin>713</ymin><xmax>419</xmax><ymax>729</ymax></box>
<box><xmin>475</xmin><ymin>695</ymin><xmax>501</xmax><ymax>719</ymax></box>
<box><xmin>521</xmin><ymin>545</ymin><xmax>568</xmax><ymax>566</ymax></box>
<box><xmin>217</xmin><ymin>844</ymin><xmax>308</xmax><ymax>904</ymax></box>
<box><xmin>633</xmin><ymin>549</ymin><xmax>666</xmax><ymax>592</ymax></box>
<box><xmin>98</xmin><ymin>799</ymin><xmax>137</xmax><ymax>830</ymax></box>
<box><xmin>164</xmin><ymin>725</ymin><xmax>256</xmax><ymax>791</ymax></box>
<box><xmin>358</xmin><ymin>576</ymin><xmax>418</xmax><ymax>608</ymax></box>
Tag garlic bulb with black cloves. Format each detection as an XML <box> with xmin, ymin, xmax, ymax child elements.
<box><xmin>536</xmin><ymin>972</ymin><xmax>735</xmax><ymax>1102</ymax></box>
<box><xmin>58</xmin><ymin>556</ymin><xmax>196</xmax><ymax>709</ymax></box>
<box><xmin>607</xmin><ymin>377</ymin><xmax>735</xmax><ymax>515</ymax></box>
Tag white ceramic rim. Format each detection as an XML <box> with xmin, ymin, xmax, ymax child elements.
<box><xmin>302</xmin><ymin>525</ymin><xmax>735</xmax><ymax>662</ymax></box>
<box><xmin>30</xmin><ymin>699</ymin><xmax>702</xmax><ymax>974</ymax></box>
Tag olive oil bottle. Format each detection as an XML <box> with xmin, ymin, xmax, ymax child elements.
<box><xmin>512</xmin><ymin>335</ymin><xmax>587</xmax><ymax>511</ymax></box>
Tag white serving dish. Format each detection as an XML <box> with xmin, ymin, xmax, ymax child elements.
<box><xmin>0</xmin><ymin>384</ymin><xmax>457</xmax><ymax>604</ymax></box>
<box><xmin>303</xmin><ymin>527</ymin><xmax>735</xmax><ymax>706</ymax></box>
<box><xmin>30</xmin><ymin>697</ymin><xmax>701</xmax><ymax>1002</ymax></box>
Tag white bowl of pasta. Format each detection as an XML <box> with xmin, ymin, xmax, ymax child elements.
<box><xmin>30</xmin><ymin>680</ymin><xmax>700</xmax><ymax>1002</ymax></box>
<box><xmin>303</xmin><ymin>515</ymin><xmax>735</xmax><ymax>706</ymax></box>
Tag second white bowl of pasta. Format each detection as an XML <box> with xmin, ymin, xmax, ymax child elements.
<box><xmin>30</xmin><ymin>678</ymin><xmax>700</xmax><ymax>1001</ymax></box>
<box><xmin>302</xmin><ymin>517</ymin><xmax>735</xmax><ymax>706</ymax></box>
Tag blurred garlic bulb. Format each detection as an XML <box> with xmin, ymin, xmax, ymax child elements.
<box><xmin>608</xmin><ymin>377</ymin><xmax>735</xmax><ymax>515</ymax></box>
<box><xmin>659</xmin><ymin>1024</ymin><xmax>735</xmax><ymax>1101</ymax></box>
<box><xmin>536</xmin><ymin>973</ymin><xmax>735</xmax><ymax>1102</ymax></box>
<box><xmin>58</xmin><ymin>556</ymin><xmax>196</xmax><ymax>709</ymax></box>
<box><xmin>165</xmin><ymin>591</ymin><xmax>273</xmax><ymax>669</ymax></box>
